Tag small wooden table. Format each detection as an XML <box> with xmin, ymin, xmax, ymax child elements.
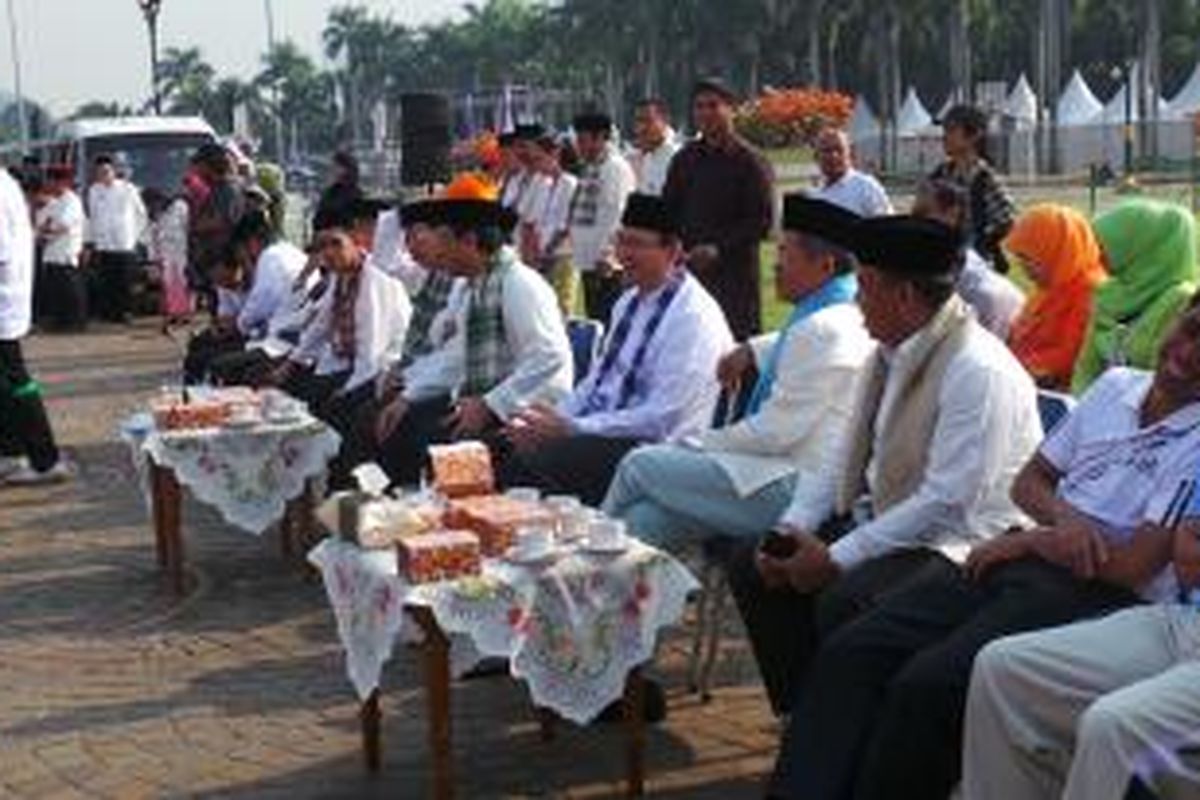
<box><xmin>359</xmin><ymin>606</ymin><xmax>649</xmax><ymax>799</ymax></box>
<box><xmin>149</xmin><ymin>463</ymin><xmax>316</xmax><ymax>595</ymax></box>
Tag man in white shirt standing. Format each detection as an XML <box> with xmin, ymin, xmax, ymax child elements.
<box><xmin>602</xmin><ymin>196</ymin><xmax>873</xmax><ymax>546</ymax></box>
<box><xmin>524</xmin><ymin>133</ymin><xmax>579</xmax><ymax>315</ymax></box>
<box><xmin>569</xmin><ymin>111</ymin><xmax>637</xmax><ymax>324</ymax></box>
<box><xmin>84</xmin><ymin>154</ymin><xmax>147</xmax><ymax>323</ymax></box>
<box><xmin>0</xmin><ymin>168</ymin><xmax>71</xmax><ymax>487</ymax></box>
<box><xmin>727</xmin><ymin>216</ymin><xmax>1040</xmax><ymax>751</ymax></box>
<box><xmin>35</xmin><ymin>165</ymin><xmax>87</xmax><ymax>331</ymax></box>
<box><xmin>376</xmin><ymin>192</ymin><xmax>573</xmax><ymax>487</ymax></box>
<box><xmin>810</xmin><ymin>127</ymin><xmax>893</xmax><ymax>218</ymax></box>
<box><xmin>630</xmin><ymin>99</ymin><xmax>680</xmax><ymax>197</ymax></box>
<box><xmin>498</xmin><ymin>193</ymin><xmax>733</xmax><ymax>505</ymax></box>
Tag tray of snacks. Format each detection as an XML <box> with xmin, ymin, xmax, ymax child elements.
<box><xmin>443</xmin><ymin>494</ymin><xmax>557</xmax><ymax>557</ymax></box>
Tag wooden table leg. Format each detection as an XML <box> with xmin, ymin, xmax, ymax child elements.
<box><xmin>360</xmin><ymin>689</ymin><xmax>382</xmax><ymax>773</ymax></box>
<box><xmin>151</xmin><ymin>463</ymin><xmax>185</xmax><ymax>595</ymax></box>
<box><xmin>415</xmin><ymin>607</ymin><xmax>454</xmax><ymax>800</ymax></box>
<box><xmin>624</xmin><ymin>668</ymin><xmax>646</xmax><ymax>798</ymax></box>
<box><xmin>150</xmin><ymin>464</ymin><xmax>169</xmax><ymax>568</ymax></box>
<box><xmin>536</xmin><ymin>707</ymin><xmax>558</xmax><ymax>743</ymax></box>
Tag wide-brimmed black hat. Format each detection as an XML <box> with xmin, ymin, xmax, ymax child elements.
<box><xmin>425</xmin><ymin>198</ymin><xmax>519</xmax><ymax>233</ymax></box>
<box><xmin>850</xmin><ymin>215</ymin><xmax>963</xmax><ymax>279</ymax></box>
<box><xmin>513</xmin><ymin>122</ymin><xmax>546</xmax><ymax>141</ymax></box>
<box><xmin>400</xmin><ymin>198</ymin><xmax>439</xmax><ymax>227</ymax></box>
<box><xmin>782</xmin><ymin>194</ymin><xmax>861</xmax><ymax>251</ymax></box>
<box><xmin>621</xmin><ymin>193</ymin><xmax>680</xmax><ymax>237</ymax></box>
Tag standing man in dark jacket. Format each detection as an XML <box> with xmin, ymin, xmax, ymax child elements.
<box><xmin>663</xmin><ymin>77</ymin><xmax>774</xmax><ymax>340</ymax></box>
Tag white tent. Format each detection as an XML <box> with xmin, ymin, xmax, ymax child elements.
<box><xmin>1167</xmin><ymin>62</ymin><xmax>1200</xmax><ymax>118</ymax></box>
<box><xmin>1004</xmin><ymin>74</ymin><xmax>1039</xmax><ymax>126</ymax></box>
<box><xmin>896</xmin><ymin>87</ymin><xmax>934</xmax><ymax>136</ymax></box>
<box><xmin>1100</xmin><ymin>63</ymin><xmax>1168</xmax><ymax>124</ymax></box>
<box><xmin>849</xmin><ymin>95</ymin><xmax>879</xmax><ymax>139</ymax></box>
<box><xmin>1056</xmin><ymin>70</ymin><xmax>1103</xmax><ymax>126</ymax></box>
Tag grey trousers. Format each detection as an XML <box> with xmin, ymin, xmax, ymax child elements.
<box><xmin>964</xmin><ymin>604</ymin><xmax>1200</xmax><ymax>800</ymax></box>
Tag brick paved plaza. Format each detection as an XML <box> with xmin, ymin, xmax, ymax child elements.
<box><xmin>0</xmin><ymin>323</ymin><xmax>777</xmax><ymax>799</ymax></box>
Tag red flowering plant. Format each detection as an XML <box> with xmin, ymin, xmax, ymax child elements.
<box><xmin>734</xmin><ymin>88</ymin><xmax>854</xmax><ymax>149</ymax></box>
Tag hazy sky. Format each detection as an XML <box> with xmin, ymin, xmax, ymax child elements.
<box><xmin>1</xmin><ymin>0</ymin><xmax>469</xmax><ymax>116</ymax></box>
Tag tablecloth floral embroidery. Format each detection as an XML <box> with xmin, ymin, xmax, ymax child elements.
<box><xmin>309</xmin><ymin>536</ymin><xmax>699</xmax><ymax>725</ymax></box>
<box><xmin>122</xmin><ymin>419</ymin><xmax>341</xmax><ymax>534</ymax></box>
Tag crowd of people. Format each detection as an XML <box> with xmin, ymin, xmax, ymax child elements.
<box><xmin>4</xmin><ymin>74</ymin><xmax>1200</xmax><ymax>798</ymax></box>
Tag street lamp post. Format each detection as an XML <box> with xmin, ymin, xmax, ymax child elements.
<box><xmin>137</xmin><ymin>0</ymin><xmax>163</xmax><ymax>115</ymax></box>
<box><xmin>1110</xmin><ymin>60</ymin><xmax>1136</xmax><ymax>180</ymax></box>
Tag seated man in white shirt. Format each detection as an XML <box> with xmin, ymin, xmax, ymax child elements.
<box><xmin>498</xmin><ymin>193</ymin><xmax>734</xmax><ymax>506</ymax></box>
<box><xmin>268</xmin><ymin>203</ymin><xmax>412</xmax><ymax>416</ymax></box>
<box><xmin>375</xmin><ymin>192</ymin><xmax>573</xmax><ymax>487</ymax></box>
<box><xmin>914</xmin><ymin>179</ymin><xmax>1025</xmax><ymax>341</ymax></box>
<box><xmin>966</xmin><ymin>409</ymin><xmax>1200</xmax><ymax>800</ymax></box>
<box><xmin>786</xmin><ymin>298</ymin><xmax>1200</xmax><ymax>800</ymax></box>
<box><xmin>810</xmin><ymin>127</ymin><xmax>893</xmax><ymax>218</ymax></box>
<box><xmin>183</xmin><ymin>247</ymin><xmax>249</xmax><ymax>383</ymax></box>
<box><xmin>725</xmin><ymin>216</ymin><xmax>1042</xmax><ymax>782</ymax></box>
<box><xmin>207</xmin><ymin>210</ymin><xmax>311</xmax><ymax>385</ymax></box>
<box><xmin>602</xmin><ymin>196</ymin><xmax>873</xmax><ymax>546</ymax></box>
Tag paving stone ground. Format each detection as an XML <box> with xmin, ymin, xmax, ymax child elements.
<box><xmin>0</xmin><ymin>322</ymin><xmax>778</xmax><ymax>799</ymax></box>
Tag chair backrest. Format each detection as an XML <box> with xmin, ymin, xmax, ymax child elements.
<box><xmin>1037</xmin><ymin>389</ymin><xmax>1076</xmax><ymax>434</ymax></box>
<box><xmin>566</xmin><ymin>317</ymin><xmax>604</xmax><ymax>386</ymax></box>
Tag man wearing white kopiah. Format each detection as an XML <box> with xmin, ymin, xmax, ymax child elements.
<box><xmin>810</xmin><ymin>127</ymin><xmax>893</xmax><ymax>218</ymax></box>
<box><xmin>499</xmin><ymin>193</ymin><xmax>733</xmax><ymax>506</ymax></box>
<box><xmin>602</xmin><ymin>196</ymin><xmax>872</xmax><ymax>547</ymax></box>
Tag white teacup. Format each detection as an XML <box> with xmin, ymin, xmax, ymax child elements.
<box><xmin>587</xmin><ymin>519</ymin><xmax>626</xmax><ymax>549</ymax></box>
<box><xmin>514</xmin><ymin>525</ymin><xmax>554</xmax><ymax>558</ymax></box>
<box><xmin>505</xmin><ymin>486</ymin><xmax>541</xmax><ymax>503</ymax></box>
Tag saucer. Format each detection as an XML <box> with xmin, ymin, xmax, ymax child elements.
<box><xmin>504</xmin><ymin>544</ymin><xmax>561</xmax><ymax>566</ymax></box>
<box><xmin>577</xmin><ymin>536</ymin><xmax>629</xmax><ymax>555</ymax></box>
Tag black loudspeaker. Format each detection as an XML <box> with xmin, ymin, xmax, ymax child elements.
<box><xmin>400</xmin><ymin>92</ymin><xmax>452</xmax><ymax>186</ymax></box>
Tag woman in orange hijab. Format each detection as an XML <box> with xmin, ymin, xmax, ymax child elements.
<box><xmin>1003</xmin><ymin>204</ymin><xmax>1107</xmax><ymax>390</ymax></box>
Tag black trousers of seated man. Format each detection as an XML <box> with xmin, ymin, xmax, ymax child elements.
<box><xmin>0</xmin><ymin>339</ymin><xmax>61</xmax><ymax>472</ymax></box>
<box><xmin>771</xmin><ymin>555</ymin><xmax>1140</xmax><ymax>800</ymax></box>
<box><xmin>318</xmin><ymin>380</ymin><xmax>384</xmax><ymax>491</ymax></box>
<box><xmin>280</xmin><ymin>367</ymin><xmax>350</xmax><ymax>419</ymax></box>
<box><xmin>375</xmin><ymin>395</ymin><xmax>463</xmax><ymax>488</ymax></box>
<box><xmin>208</xmin><ymin>348</ymin><xmax>279</xmax><ymax>388</ymax></box>
<box><xmin>495</xmin><ymin>434</ymin><xmax>644</xmax><ymax>507</ymax></box>
<box><xmin>184</xmin><ymin>328</ymin><xmax>245</xmax><ymax>384</ymax></box>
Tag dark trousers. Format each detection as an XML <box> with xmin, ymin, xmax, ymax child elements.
<box><xmin>496</xmin><ymin>433</ymin><xmax>642</xmax><ymax>507</ymax></box>
<box><xmin>280</xmin><ymin>368</ymin><xmax>350</xmax><ymax>415</ymax></box>
<box><xmin>0</xmin><ymin>339</ymin><xmax>60</xmax><ymax>471</ymax></box>
<box><xmin>727</xmin><ymin>535</ymin><xmax>941</xmax><ymax>717</ymax></box>
<box><xmin>42</xmin><ymin>263</ymin><xmax>88</xmax><ymax>331</ymax></box>
<box><xmin>376</xmin><ymin>395</ymin><xmax>456</xmax><ymax>487</ymax></box>
<box><xmin>209</xmin><ymin>348</ymin><xmax>278</xmax><ymax>388</ymax></box>
<box><xmin>774</xmin><ymin>556</ymin><xmax>1141</xmax><ymax>800</ymax></box>
<box><xmin>184</xmin><ymin>328</ymin><xmax>245</xmax><ymax>384</ymax></box>
<box><xmin>319</xmin><ymin>381</ymin><xmax>380</xmax><ymax>491</ymax></box>
<box><xmin>582</xmin><ymin>270</ymin><xmax>624</xmax><ymax>325</ymax></box>
<box><xmin>92</xmin><ymin>250</ymin><xmax>137</xmax><ymax>322</ymax></box>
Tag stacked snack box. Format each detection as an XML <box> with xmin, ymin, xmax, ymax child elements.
<box><xmin>150</xmin><ymin>398</ymin><xmax>232</xmax><ymax>430</ymax></box>
<box><xmin>428</xmin><ymin>441</ymin><xmax>495</xmax><ymax>498</ymax></box>
<box><xmin>397</xmin><ymin>530</ymin><xmax>482</xmax><ymax>584</ymax></box>
<box><xmin>443</xmin><ymin>495</ymin><xmax>556</xmax><ymax>557</ymax></box>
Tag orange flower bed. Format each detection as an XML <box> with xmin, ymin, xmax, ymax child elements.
<box><xmin>735</xmin><ymin>88</ymin><xmax>854</xmax><ymax>149</ymax></box>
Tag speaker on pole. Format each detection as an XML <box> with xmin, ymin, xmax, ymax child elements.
<box><xmin>400</xmin><ymin>92</ymin><xmax>452</xmax><ymax>186</ymax></box>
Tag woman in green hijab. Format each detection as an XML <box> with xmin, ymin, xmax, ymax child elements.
<box><xmin>1071</xmin><ymin>199</ymin><xmax>1199</xmax><ymax>393</ymax></box>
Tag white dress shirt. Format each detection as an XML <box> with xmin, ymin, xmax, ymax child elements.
<box><xmin>533</xmin><ymin>172</ymin><xmax>578</xmax><ymax>259</ymax></box>
<box><xmin>812</xmin><ymin>168</ymin><xmax>893</xmax><ymax>217</ymax></box>
<box><xmin>830</xmin><ymin>317</ymin><xmax>1042</xmax><ymax>571</ymax></box>
<box><xmin>1040</xmin><ymin>368</ymin><xmax>1200</xmax><ymax>602</ymax></box>
<box><xmin>630</xmin><ymin>131</ymin><xmax>681</xmax><ymax>196</ymax></box>
<box><xmin>402</xmin><ymin>279</ymin><xmax>469</xmax><ymax>403</ymax></box>
<box><xmin>237</xmin><ymin>241</ymin><xmax>308</xmax><ymax>338</ymax></box>
<box><xmin>561</xmin><ymin>271</ymin><xmax>733</xmax><ymax>441</ymax></box>
<box><xmin>292</xmin><ymin>263</ymin><xmax>413</xmax><ymax>393</ymax></box>
<box><xmin>569</xmin><ymin>147</ymin><xmax>636</xmax><ymax>271</ymax></box>
<box><xmin>216</xmin><ymin>287</ymin><xmax>245</xmax><ymax>319</ymax></box>
<box><xmin>460</xmin><ymin>255</ymin><xmax>573</xmax><ymax>420</ymax></box>
<box><xmin>37</xmin><ymin>190</ymin><xmax>86</xmax><ymax>266</ymax></box>
<box><xmin>697</xmin><ymin>303</ymin><xmax>875</xmax><ymax>531</ymax></box>
<box><xmin>86</xmin><ymin>179</ymin><xmax>146</xmax><ymax>252</ymax></box>
<box><xmin>0</xmin><ymin>169</ymin><xmax>34</xmax><ymax>340</ymax></box>
<box><xmin>517</xmin><ymin>174</ymin><xmax>551</xmax><ymax>226</ymax></box>
<box><xmin>369</xmin><ymin>208</ymin><xmax>425</xmax><ymax>293</ymax></box>
<box><xmin>956</xmin><ymin>248</ymin><xmax>1025</xmax><ymax>341</ymax></box>
<box><xmin>501</xmin><ymin>170</ymin><xmax>533</xmax><ymax>211</ymax></box>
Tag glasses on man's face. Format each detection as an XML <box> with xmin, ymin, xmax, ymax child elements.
<box><xmin>616</xmin><ymin>234</ymin><xmax>662</xmax><ymax>250</ymax></box>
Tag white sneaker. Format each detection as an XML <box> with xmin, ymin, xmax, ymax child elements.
<box><xmin>0</xmin><ymin>456</ymin><xmax>29</xmax><ymax>479</ymax></box>
<box><xmin>3</xmin><ymin>459</ymin><xmax>76</xmax><ymax>487</ymax></box>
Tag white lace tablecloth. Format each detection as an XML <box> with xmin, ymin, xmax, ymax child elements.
<box><xmin>122</xmin><ymin>417</ymin><xmax>341</xmax><ymax>534</ymax></box>
<box><xmin>308</xmin><ymin>536</ymin><xmax>700</xmax><ymax>725</ymax></box>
